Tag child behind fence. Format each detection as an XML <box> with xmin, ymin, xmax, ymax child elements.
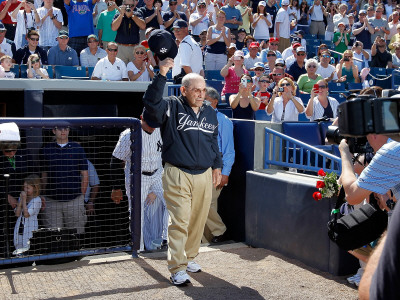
<box><xmin>14</xmin><ymin>175</ymin><xmax>42</xmax><ymax>251</ymax></box>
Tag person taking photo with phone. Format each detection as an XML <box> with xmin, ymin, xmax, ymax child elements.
<box><xmin>229</xmin><ymin>73</ymin><xmax>260</xmax><ymax>120</ymax></box>
<box><xmin>305</xmin><ymin>79</ymin><xmax>339</xmax><ymax>121</ymax></box>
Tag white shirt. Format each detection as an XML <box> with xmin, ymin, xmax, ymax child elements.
<box><xmin>253</xmin><ymin>13</ymin><xmax>272</xmax><ymax>40</ymax></box>
<box><xmin>316</xmin><ymin>64</ymin><xmax>338</xmax><ymax>81</ymax></box>
<box><xmin>0</xmin><ymin>39</ymin><xmax>14</xmax><ymax>57</ymax></box>
<box><xmin>189</xmin><ymin>12</ymin><xmax>210</xmax><ymax>35</ymax></box>
<box><xmin>244</xmin><ymin>54</ymin><xmax>262</xmax><ymax>70</ymax></box>
<box><xmin>306</xmin><ymin>96</ymin><xmax>340</xmax><ymax>121</ymax></box>
<box><xmin>266</xmin><ymin>96</ymin><xmax>305</xmax><ymax>123</ymax></box>
<box><xmin>126</xmin><ymin>61</ymin><xmax>153</xmax><ymax>81</ymax></box>
<box><xmin>93</xmin><ymin>0</ymin><xmax>107</xmax><ymax>26</ymax></box>
<box><xmin>37</xmin><ymin>7</ymin><xmax>63</xmax><ymax>47</ymax></box>
<box><xmin>92</xmin><ymin>56</ymin><xmax>128</xmax><ymax>81</ymax></box>
<box><xmin>333</xmin><ymin>13</ymin><xmax>349</xmax><ymax>31</ymax></box>
<box><xmin>282</xmin><ymin>46</ymin><xmax>294</xmax><ymax>61</ymax></box>
<box><xmin>310</xmin><ymin>4</ymin><xmax>324</xmax><ymax>21</ymax></box>
<box><xmin>176</xmin><ymin>35</ymin><xmax>203</xmax><ymax>75</ymax></box>
<box><xmin>11</xmin><ymin>11</ymin><xmax>37</xmax><ymax>50</ymax></box>
<box><xmin>274</xmin><ymin>8</ymin><xmax>290</xmax><ymax>39</ymax></box>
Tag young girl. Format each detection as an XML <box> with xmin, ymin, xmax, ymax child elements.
<box><xmin>27</xmin><ymin>54</ymin><xmax>50</xmax><ymax>79</ymax></box>
<box><xmin>14</xmin><ymin>175</ymin><xmax>42</xmax><ymax>252</ymax></box>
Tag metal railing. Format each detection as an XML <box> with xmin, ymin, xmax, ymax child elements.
<box><xmin>264</xmin><ymin>127</ymin><xmax>342</xmax><ymax>175</ymax></box>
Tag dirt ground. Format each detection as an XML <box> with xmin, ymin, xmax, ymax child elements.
<box><xmin>0</xmin><ymin>243</ymin><xmax>358</xmax><ymax>300</ymax></box>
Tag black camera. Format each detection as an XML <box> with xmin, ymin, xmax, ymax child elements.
<box><xmin>326</xmin><ymin>126</ymin><xmax>373</xmax><ymax>153</ymax></box>
<box><xmin>343</xmin><ymin>57</ymin><xmax>350</xmax><ymax>62</ymax></box>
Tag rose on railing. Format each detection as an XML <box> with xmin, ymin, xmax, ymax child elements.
<box><xmin>313</xmin><ymin>169</ymin><xmax>340</xmax><ymax>201</ymax></box>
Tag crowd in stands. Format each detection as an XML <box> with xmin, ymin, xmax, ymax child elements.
<box><xmin>1</xmin><ymin>0</ymin><xmax>400</xmax><ymax>120</ymax></box>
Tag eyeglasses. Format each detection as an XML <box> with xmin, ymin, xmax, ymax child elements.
<box><xmin>376</xmin><ymin>10</ymin><xmax>383</xmax><ymax>13</ymax></box>
<box><xmin>59</xmin><ymin>36</ymin><xmax>68</xmax><ymax>39</ymax></box>
<box><xmin>267</xmin><ymin>54</ymin><xmax>276</xmax><ymax>57</ymax></box>
<box><xmin>270</xmin><ymin>43</ymin><xmax>278</xmax><ymax>46</ymax></box>
<box><xmin>308</xmin><ymin>65</ymin><xmax>317</xmax><ymax>68</ymax></box>
<box><xmin>319</xmin><ymin>46</ymin><xmax>327</xmax><ymax>50</ymax></box>
<box><xmin>29</xmin><ymin>37</ymin><xmax>39</xmax><ymax>41</ymax></box>
<box><xmin>88</xmin><ymin>40</ymin><xmax>98</xmax><ymax>43</ymax></box>
<box><xmin>259</xmin><ymin>80</ymin><xmax>269</xmax><ymax>83</ymax></box>
<box><xmin>242</xmin><ymin>79</ymin><xmax>252</xmax><ymax>83</ymax></box>
<box><xmin>255</xmin><ymin>68</ymin><xmax>264</xmax><ymax>71</ymax></box>
<box><xmin>198</xmin><ymin>4</ymin><xmax>206</xmax><ymax>7</ymax></box>
<box><xmin>344</xmin><ymin>56</ymin><xmax>352</xmax><ymax>58</ymax></box>
<box><xmin>280</xmin><ymin>83</ymin><xmax>291</xmax><ymax>87</ymax></box>
<box><xmin>322</xmin><ymin>55</ymin><xmax>330</xmax><ymax>58</ymax></box>
<box><xmin>135</xmin><ymin>51</ymin><xmax>145</xmax><ymax>55</ymax></box>
<box><xmin>272</xmin><ymin>73</ymin><xmax>283</xmax><ymax>76</ymax></box>
<box><xmin>31</xmin><ymin>59</ymin><xmax>40</xmax><ymax>64</ymax></box>
<box><xmin>318</xmin><ymin>85</ymin><xmax>327</xmax><ymax>89</ymax></box>
<box><xmin>4</xmin><ymin>149</ymin><xmax>17</xmax><ymax>153</ymax></box>
<box><xmin>297</xmin><ymin>53</ymin><xmax>305</xmax><ymax>56</ymax></box>
<box><xmin>107</xmin><ymin>48</ymin><xmax>118</xmax><ymax>52</ymax></box>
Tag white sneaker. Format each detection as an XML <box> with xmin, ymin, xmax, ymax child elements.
<box><xmin>187</xmin><ymin>261</ymin><xmax>201</xmax><ymax>273</ymax></box>
<box><xmin>170</xmin><ymin>270</ymin><xmax>191</xmax><ymax>286</ymax></box>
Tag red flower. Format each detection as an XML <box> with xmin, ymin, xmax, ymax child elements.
<box><xmin>313</xmin><ymin>192</ymin><xmax>322</xmax><ymax>201</ymax></box>
<box><xmin>318</xmin><ymin>169</ymin><xmax>326</xmax><ymax>177</ymax></box>
<box><xmin>316</xmin><ymin>180</ymin><xmax>325</xmax><ymax>188</ymax></box>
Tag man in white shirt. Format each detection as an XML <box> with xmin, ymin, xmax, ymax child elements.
<box><xmin>309</xmin><ymin>0</ymin><xmax>325</xmax><ymax>36</ymax></box>
<box><xmin>274</xmin><ymin>0</ymin><xmax>290</xmax><ymax>53</ymax></box>
<box><xmin>91</xmin><ymin>42</ymin><xmax>129</xmax><ymax>81</ymax></box>
<box><xmin>244</xmin><ymin>41</ymin><xmax>262</xmax><ymax>70</ymax></box>
<box><xmin>37</xmin><ymin>0</ymin><xmax>63</xmax><ymax>52</ymax></box>
<box><xmin>316</xmin><ymin>50</ymin><xmax>341</xmax><ymax>82</ymax></box>
<box><xmin>80</xmin><ymin>34</ymin><xmax>107</xmax><ymax>67</ymax></box>
<box><xmin>189</xmin><ymin>1</ymin><xmax>212</xmax><ymax>42</ymax></box>
<box><xmin>172</xmin><ymin>20</ymin><xmax>204</xmax><ymax>78</ymax></box>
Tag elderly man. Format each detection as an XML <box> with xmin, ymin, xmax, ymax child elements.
<box><xmin>47</xmin><ymin>30</ymin><xmax>79</xmax><ymax>66</ymax></box>
<box><xmin>37</xmin><ymin>0</ymin><xmax>63</xmax><ymax>52</ymax></box>
<box><xmin>244</xmin><ymin>41</ymin><xmax>262</xmax><ymax>70</ymax></box>
<box><xmin>0</xmin><ymin>22</ymin><xmax>16</xmax><ymax>59</ymax></box>
<box><xmin>111</xmin><ymin>0</ymin><xmax>145</xmax><ymax>64</ymax></box>
<box><xmin>91</xmin><ymin>42</ymin><xmax>128</xmax><ymax>81</ymax></box>
<box><xmin>204</xmin><ymin>87</ymin><xmax>235</xmax><ymax>244</ymax></box>
<box><xmin>80</xmin><ymin>34</ymin><xmax>107</xmax><ymax>67</ymax></box>
<box><xmin>143</xmin><ymin>59</ymin><xmax>222</xmax><ymax>285</ymax></box>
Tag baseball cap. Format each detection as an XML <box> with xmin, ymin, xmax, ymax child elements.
<box><xmin>338</xmin><ymin>22</ymin><xmax>346</xmax><ymax>27</ymax></box>
<box><xmin>269</xmin><ymin>37</ymin><xmax>279</xmax><ymax>43</ymax></box>
<box><xmin>0</xmin><ymin>22</ymin><xmax>6</xmax><ymax>31</ymax></box>
<box><xmin>291</xmin><ymin>37</ymin><xmax>301</xmax><ymax>44</ymax></box>
<box><xmin>249</xmin><ymin>42</ymin><xmax>260</xmax><ymax>48</ymax></box>
<box><xmin>359</xmin><ymin>9</ymin><xmax>367</xmax><ymax>15</ymax></box>
<box><xmin>292</xmin><ymin>42</ymin><xmax>301</xmax><ymax>49</ymax></box>
<box><xmin>172</xmin><ymin>19</ymin><xmax>188</xmax><ymax>29</ymax></box>
<box><xmin>58</xmin><ymin>30</ymin><xmax>69</xmax><ymax>38</ymax></box>
<box><xmin>282</xmin><ymin>0</ymin><xmax>289</xmax><ymax>5</ymax></box>
<box><xmin>169</xmin><ymin>0</ymin><xmax>177</xmax><ymax>3</ymax></box>
<box><xmin>296</xmin><ymin>46</ymin><xmax>306</xmax><ymax>53</ymax></box>
<box><xmin>253</xmin><ymin>62</ymin><xmax>265</xmax><ymax>69</ymax></box>
<box><xmin>348</xmin><ymin>13</ymin><xmax>354</xmax><ymax>18</ymax></box>
<box><xmin>197</xmin><ymin>0</ymin><xmax>206</xmax><ymax>6</ymax></box>
<box><xmin>238</xmin><ymin>28</ymin><xmax>247</xmax><ymax>34</ymax></box>
<box><xmin>148</xmin><ymin>29</ymin><xmax>178</xmax><ymax>60</ymax></box>
<box><xmin>258</xmin><ymin>1</ymin><xmax>266</xmax><ymax>6</ymax></box>
<box><xmin>275</xmin><ymin>58</ymin><xmax>285</xmax><ymax>66</ymax></box>
<box><xmin>0</xmin><ymin>122</ymin><xmax>20</xmax><ymax>142</ymax></box>
<box><xmin>233</xmin><ymin>50</ymin><xmax>244</xmax><ymax>58</ymax></box>
<box><xmin>87</xmin><ymin>34</ymin><xmax>98</xmax><ymax>42</ymax></box>
<box><xmin>229</xmin><ymin>43</ymin><xmax>237</xmax><ymax>48</ymax></box>
<box><xmin>145</xmin><ymin>27</ymin><xmax>155</xmax><ymax>36</ymax></box>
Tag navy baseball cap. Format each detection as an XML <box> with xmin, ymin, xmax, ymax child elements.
<box><xmin>172</xmin><ymin>19</ymin><xmax>188</xmax><ymax>29</ymax></box>
<box><xmin>148</xmin><ymin>29</ymin><xmax>178</xmax><ymax>60</ymax></box>
<box><xmin>142</xmin><ymin>108</ymin><xmax>160</xmax><ymax>128</ymax></box>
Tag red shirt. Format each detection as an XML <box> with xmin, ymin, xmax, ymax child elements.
<box><xmin>0</xmin><ymin>1</ymin><xmax>21</xmax><ymax>24</ymax></box>
<box><xmin>255</xmin><ymin>90</ymin><xmax>271</xmax><ymax>110</ymax></box>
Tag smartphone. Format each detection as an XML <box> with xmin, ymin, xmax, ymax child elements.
<box><xmin>241</xmin><ymin>77</ymin><xmax>247</xmax><ymax>87</ymax></box>
<box><xmin>313</xmin><ymin>83</ymin><xmax>319</xmax><ymax>94</ymax></box>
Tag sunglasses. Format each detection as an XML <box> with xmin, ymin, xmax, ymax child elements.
<box><xmin>198</xmin><ymin>4</ymin><xmax>206</xmax><ymax>7</ymax></box>
<box><xmin>318</xmin><ymin>85</ymin><xmax>327</xmax><ymax>89</ymax></box>
<box><xmin>243</xmin><ymin>79</ymin><xmax>252</xmax><ymax>83</ymax></box>
<box><xmin>308</xmin><ymin>65</ymin><xmax>317</xmax><ymax>68</ymax></box>
<box><xmin>344</xmin><ymin>56</ymin><xmax>352</xmax><ymax>58</ymax></box>
<box><xmin>272</xmin><ymin>73</ymin><xmax>283</xmax><ymax>76</ymax></box>
<box><xmin>31</xmin><ymin>59</ymin><xmax>40</xmax><ymax>64</ymax></box>
<box><xmin>135</xmin><ymin>51</ymin><xmax>145</xmax><ymax>55</ymax></box>
<box><xmin>259</xmin><ymin>80</ymin><xmax>269</xmax><ymax>83</ymax></box>
<box><xmin>4</xmin><ymin>149</ymin><xmax>17</xmax><ymax>153</ymax></box>
<box><xmin>280</xmin><ymin>83</ymin><xmax>291</xmax><ymax>87</ymax></box>
<box><xmin>267</xmin><ymin>54</ymin><xmax>276</xmax><ymax>57</ymax></box>
<box><xmin>297</xmin><ymin>53</ymin><xmax>305</xmax><ymax>56</ymax></box>
<box><xmin>59</xmin><ymin>36</ymin><xmax>68</xmax><ymax>39</ymax></box>
<box><xmin>255</xmin><ymin>68</ymin><xmax>264</xmax><ymax>71</ymax></box>
<box><xmin>270</xmin><ymin>43</ymin><xmax>278</xmax><ymax>46</ymax></box>
<box><xmin>30</xmin><ymin>37</ymin><xmax>39</xmax><ymax>41</ymax></box>
<box><xmin>322</xmin><ymin>55</ymin><xmax>330</xmax><ymax>58</ymax></box>
<box><xmin>107</xmin><ymin>48</ymin><xmax>118</xmax><ymax>52</ymax></box>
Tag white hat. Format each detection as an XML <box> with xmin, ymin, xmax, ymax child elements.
<box><xmin>282</xmin><ymin>0</ymin><xmax>289</xmax><ymax>5</ymax></box>
<box><xmin>258</xmin><ymin>1</ymin><xmax>266</xmax><ymax>6</ymax></box>
<box><xmin>0</xmin><ymin>122</ymin><xmax>20</xmax><ymax>142</ymax></box>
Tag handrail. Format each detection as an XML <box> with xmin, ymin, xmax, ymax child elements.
<box><xmin>264</xmin><ymin>127</ymin><xmax>342</xmax><ymax>175</ymax></box>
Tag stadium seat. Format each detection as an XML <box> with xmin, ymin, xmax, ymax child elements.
<box><xmin>204</xmin><ymin>70</ymin><xmax>225</xmax><ymax>81</ymax></box>
<box><xmin>304</xmin><ymin>34</ymin><xmax>318</xmax><ymax>40</ymax></box>
<box><xmin>330</xmin><ymin>93</ymin><xmax>347</xmax><ymax>103</ymax></box>
<box><xmin>255</xmin><ymin>109</ymin><xmax>271</xmax><ymax>121</ymax></box>
<box><xmin>206</xmin><ymin>79</ymin><xmax>224</xmax><ymax>95</ymax></box>
<box><xmin>54</xmin><ymin>66</ymin><xmax>88</xmax><ymax>79</ymax></box>
<box><xmin>20</xmin><ymin>64</ymin><xmax>53</xmax><ymax>78</ymax></box>
<box><xmin>10</xmin><ymin>64</ymin><xmax>19</xmax><ymax>78</ymax></box>
<box><xmin>369</xmin><ymin>67</ymin><xmax>391</xmax><ymax>89</ymax></box>
<box><xmin>87</xmin><ymin>67</ymin><xmax>95</xmax><ymax>78</ymax></box>
<box><xmin>166</xmin><ymin>69</ymin><xmax>173</xmax><ymax>81</ymax></box>
<box><xmin>391</xmin><ymin>69</ymin><xmax>400</xmax><ymax>89</ymax></box>
<box><xmin>347</xmin><ymin>82</ymin><xmax>363</xmax><ymax>91</ymax></box>
<box><xmin>299</xmin><ymin>93</ymin><xmax>311</xmax><ymax>107</ymax></box>
<box><xmin>167</xmin><ymin>84</ymin><xmax>181</xmax><ymax>97</ymax></box>
<box><xmin>328</xmin><ymin>82</ymin><xmax>347</xmax><ymax>93</ymax></box>
<box><xmin>218</xmin><ymin>108</ymin><xmax>232</xmax><ymax>118</ymax></box>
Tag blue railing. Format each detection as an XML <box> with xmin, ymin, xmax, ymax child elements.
<box><xmin>264</xmin><ymin>127</ymin><xmax>341</xmax><ymax>175</ymax></box>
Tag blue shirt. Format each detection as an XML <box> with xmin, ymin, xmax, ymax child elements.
<box><xmin>47</xmin><ymin>44</ymin><xmax>79</xmax><ymax>66</ymax></box>
<box><xmin>260</xmin><ymin>48</ymin><xmax>282</xmax><ymax>63</ymax></box>
<box><xmin>352</xmin><ymin>21</ymin><xmax>372</xmax><ymax>50</ymax></box>
<box><xmin>65</xmin><ymin>0</ymin><xmax>94</xmax><ymax>37</ymax></box>
<box><xmin>216</xmin><ymin>108</ymin><xmax>235</xmax><ymax>176</ymax></box>
<box><xmin>41</xmin><ymin>142</ymin><xmax>88</xmax><ymax>201</ymax></box>
<box><xmin>221</xmin><ymin>5</ymin><xmax>242</xmax><ymax>30</ymax></box>
<box><xmin>287</xmin><ymin>61</ymin><xmax>306</xmax><ymax>81</ymax></box>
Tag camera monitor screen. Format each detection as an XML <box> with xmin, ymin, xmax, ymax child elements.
<box><xmin>382</xmin><ymin>100</ymin><xmax>400</xmax><ymax>132</ymax></box>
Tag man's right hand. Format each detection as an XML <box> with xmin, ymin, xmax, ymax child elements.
<box><xmin>111</xmin><ymin>189</ymin><xmax>123</xmax><ymax>204</ymax></box>
<box><xmin>159</xmin><ymin>58</ymin><xmax>174</xmax><ymax>76</ymax></box>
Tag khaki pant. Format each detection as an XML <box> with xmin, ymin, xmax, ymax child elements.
<box><xmin>163</xmin><ymin>163</ymin><xmax>212</xmax><ymax>274</ymax></box>
<box><xmin>310</xmin><ymin>21</ymin><xmax>325</xmax><ymax>36</ymax></box>
<box><xmin>278</xmin><ymin>37</ymin><xmax>290</xmax><ymax>53</ymax></box>
<box><xmin>116</xmin><ymin>44</ymin><xmax>136</xmax><ymax>65</ymax></box>
<box><xmin>203</xmin><ymin>187</ymin><xmax>226</xmax><ymax>242</ymax></box>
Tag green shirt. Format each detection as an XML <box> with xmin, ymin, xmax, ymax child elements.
<box><xmin>333</xmin><ymin>32</ymin><xmax>350</xmax><ymax>56</ymax></box>
<box><xmin>97</xmin><ymin>9</ymin><xmax>118</xmax><ymax>43</ymax></box>
<box><xmin>297</xmin><ymin>74</ymin><xmax>323</xmax><ymax>93</ymax></box>
<box><xmin>236</xmin><ymin>5</ymin><xmax>251</xmax><ymax>33</ymax></box>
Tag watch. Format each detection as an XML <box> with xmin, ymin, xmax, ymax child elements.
<box><xmin>50</xmin><ymin>16</ymin><xmax>55</xmax><ymax>19</ymax></box>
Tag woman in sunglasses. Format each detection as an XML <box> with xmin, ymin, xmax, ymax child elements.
<box><xmin>266</xmin><ymin>77</ymin><xmax>304</xmax><ymax>123</ymax></box>
<box><xmin>229</xmin><ymin>74</ymin><xmax>260</xmax><ymax>120</ymax></box>
<box><xmin>127</xmin><ymin>45</ymin><xmax>154</xmax><ymax>81</ymax></box>
<box><xmin>336</xmin><ymin>50</ymin><xmax>359</xmax><ymax>84</ymax></box>
<box><xmin>305</xmin><ymin>79</ymin><xmax>339</xmax><ymax>121</ymax></box>
<box><xmin>27</xmin><ymin>54</ymin><xmax>49</xmax><ymax>79</ymax></box>
<box><xmin>297</xmin><ymin>58</ymin><xmax>323</xmax><ymax>93</ymax></box>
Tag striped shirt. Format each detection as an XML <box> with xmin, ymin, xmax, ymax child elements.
<box><xmin>306</xmin><ymin>96</ymin><xmax>340</xmax><ymax>121</ymax></box>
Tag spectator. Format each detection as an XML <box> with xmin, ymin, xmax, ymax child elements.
<box><xmin>242</xmin><ymin>34</ymin><xmax>255</xmax><ymax>55</ymax></box>
<box><xmin>274</xmin><ymin>0</ymin><xmax>290</xmax><ymax>53</ymax></box>
<box><xmin>244</xmin><ymin>41</ymin><xmax>261</xmax><ymax>70</ymax></box>
<box><xmin>254</xmin><ymin>74</ymin><xmax>271</xmax><ymax>110</ymax></box>
<box><xmin>316</xmin><ymin>50</ymin><xmax>340</xmax><ymax>82</ymax></box>
<box><xmin>264</xmin><ymin>49</ymin><xmax>277</xmax><ymax>74</ymax></box>
<box><xmin>91</xmin><ymin>42</ymin><xmax>129</xmax><ymax>80</ymax></box>
<box><xmin>266</xmin><ymin>65</ymin><xmax>295</xmax><ymax>94</ymax></box>
<box><xmin>370</xmin><ymin>5</ymin><xmax>390</xmax><ymax>45</ymax></box>
<box><xmin>236</xmin><ymin>0</ymin><xmax>252</xmax><ymax>35</ymax></box>
<box><xmin>333</xmin><ymin>22</ymin><xmax>350</xmax><ymax>59</ymax></box>
<box><xmin>297</xmin><ymin>1</ymin><xmax>309</xmax><ymax>35</ymax></box>
<box><xmin>80</xmin><ymin>34</ymin><xmax>107</xmax><ymax>67</ymax></box>
<box><xmin>370</xmin><ymin>35</ymin><xmax>393</xmax><ymax>68</ymax></box>
<box><xmin>386</xmin><ymin>11</ymin><xmax>399</xmax><ymax>43</ymax></box>
<box><xmin>0</xmin><ymin>22</ymin><xmax>16</xmax><ymax>59</ymax></box>
<box><xmin>189</xmin><ymin>0</ymin><xmax>212</xmax><ymax>42</ymax></box>
<box><xmin>281</xmin><ymin>38</ymin><xmax>300</xmax><ymax>61</ymax></box>
<box><xmin>27</xmin><ymin>53</ymin><xmax>50</xmax><ymax>79</ymax></box>
<box><xmin>229</xmin><ymin>74</ymin><xmax>260</xmax><ymax>119</ymax></box>
<box><xmin>163</xmin><ymin>0</ymin><xmax>187</xmax><ymax>33</ymax></box>
<box><xmin>47</xmin><ymin>30</ymin><xmax>79</xmax><ymax>66</ymax></box>
<box><xmin>13</xmin><ymin>175</ymin><xmax>42</xmax><ymax>252</ymax></box>
<box><xmin>305</xmin><ymin>79</ymin><xmax>339</xmax><ymax>121</ymax></box>
<box><xmin>352</xmin><ymin>41</ymin><xmax>369</xmax><ymax>70</ymax></box>
<box><xmin>386</xmin><ymin>0</ymin><xmax>396</xmax><ymax>19</ymax></box>
<box><xmin>260</xmin><ymin>36</ymin><xmax>282</xmax><ymax>61</ymax></box>
<box><xmin>252</xmin><ymin>1</ymin><xmax>272</xmax><ymax>44</ymax></box>
<box><xmin>389</xmin><ymin>24</ymin><xmax>400</xmax><ymax>53</ymax></box>
<box><xmin>226</xmin><ymin>42</ymin><xmax>236</xmax><ymax>59</ymax></box>
<box><xmin>333</xmin><ymin>4</ymin><xmax>348</xmax><ymax>31</ymax></box>
<box><xmin>235</xmin><ymin>28</ymin><xmax>246</xmax><ymax>50</ymax></box>
<box><xmin>288</xmin><ymin>0</ymin><xmax>300</xmax><ymax>33</ymax></box>
<box><xmin>92</xmin><ymin>0</ymin><xmax>107</xmax><ymax>36</ymax></box>
<box><xmin>266</xmin><ymin>77</ymin><xmax>304</xmax><ymax>122</ymax></box>
<box><xmin>171</xmin><ymin>20</ymin><xmax>204</xmax><ymax>82</ymax></box>
<box><xmin>392</xmin><ymin>43</ymin><xmax>400</xmax><ymax>68</ymax></box>
<box><xmin>111</xmin><ymin>0</ymin><xmax>145</xmax><ymax>64</ymax></box>
<box><xmin>175</xmin><ymin>0</ymin><xmax>190</xmax><ymax>20</ymax></box>
<box><xmin>40</xmin><ymin>126</ymin><xmax>88</xmax><ymax>236</ymax></box>
<box><xmin>37</xmin><ymin>0</ymin><xmax>63</xmax><ymax>52</ymax></box>
<box><xmin>0</xmin><ymin>54</ymin><xmax>15</xmax><ymax>78</ymax></box>
<box><xmin>363</xmin><ymin>0</ymin><xmax>376</xmax><ymax>11</ymax></box>
<box><xmin>64</xmin><ymin>0</ymin><xmax>97</xmax><ymax>56</ymax></box>
<box><xmin>96</xmin><ymin>0</ymin><xmax>118</xmax><ymax>50</ymax></box>
<box><xmin>10</xmin><ymin>0</ymin><xmax>39</xmax><ymax>50</ymax></box>
<box><xmin>352</xmin><ymin>9</ymin><xmax>374</xmax><ymax>56</ymax></box>
<box><xmin>14</xmin><ymin>29</ymin><xmax>48</xmax><ymax>65</ymax></box>
<box><xmin>220</xmin><ymin>50</ymin><xmax>248</xmax><ymax>103</ymax></box>
<box><xmin>287</xmin><ymin>46</ymin><xmax>306</xmax><ymax>81</ymax></box>
<box><xmin>265</xmin><ymin>0</ymin><xmax>277</xmax><ymax>37</ymax></box>
<box><xmin>0</xmin><ymin>0</ymin><xmax>21</xmax><ymax>40</ymax></box>
<box><xmin>139</xmin><ymin>0</ymin><xmax>163</xmax><ymax>30</ymax></box>
<box><xmin>309</xmin><ymin>0</ymin><xmax>325</xmax><ymax>36</ymax></box>
<box><xmin>252</xmin><ymin>61</ymin><xmax>265</xmax><ymax>91</ymax></box>
<box><xmin>127</xmin><ymin>44</ymin><xmax>154</xmax><ymax>81</ymax></box>
<box><xmin>199</xmin><ymin>28</ymin><xmax>208</xmax><ymax>56</ymax></box>
<box><xmin>284</xmin><ymin>43</ymin><xmax>301</xmax><ymax>69</ymax></box>
<box><xmin>366</xmin><ymin>6</ymin><xmax>375</xmax><ymax>20</ymax></box>
<box><xmin>221</xmin><ymin>0</ymin><xmax>242</xmax><ymax>37</ymax></box>
<box><xmin>297</xmin><ymin>58</ymin><xmax>323</xmax><ymax>93</ymax></box>
<box><xmin>324</xmin><ymin>2</ymin><xmax>336</xmax><ymax>41</ymax></box>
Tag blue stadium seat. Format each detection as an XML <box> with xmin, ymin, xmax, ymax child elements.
<box><xmin>304</xmin><ymin>34</ymin><xmax>318</xmax><ymax>40</ymax></box>
<box><xmin>166</xmin><ymin>70</ymin><xmax>173</xmax><ymax>81</ymax></box>
<box><xmin>87</xmin><ymin>66</ymin><xmax>95</xmax><ymax>79</ymax></box>
<box><xmin>206</xmin><ymin>79</ymin><xmax>224</xmax><ymax>95</ymax></box>
<box><xmin>20</xmin><ymin>64</ymin><xmax>53</xmax><ymax>78</ymax></box>
<box><xmin>219</xmin><ymin>108</ymin><xmax>232</xmax><ymax>118</ymax></box>
<box><xmin>204</xmin><ymin>70</ymin><xmax>225</xmax><ymax>81</ymax></box>
<box><xmin>20</xmin><ymin>64</ymin><xmax>28</xmax><ymax>78</ymax></box>
<box><xmin>347</xmin><ymin>82</ymin><xmax>363</xmax><ymax>91</ymax></box>
<box><xmin>369</xmin><ymin>67</ymin><xmax>391</xmax><ymax>89</ymax></box>
<box><xmin>167</xmin><ymin>84</ymin><xmax>181</xmax><ymax>96</ymax></box>
<box><xmin>255</xmin><ymin>109</ymin><xmax>271</xmax><ymax>121</ymax></box>
<box><xmin>330</xmin><ymin>93</ymin><xmax>347</xmax><ymax>103</ymax></box>
<box><xmin>328</xmin><ymin>82</ymin><xmax>347</xmax><ymax>93</ymax></box>
<box><xmin>392</xmin><ymin>69</ymin><xmax>400</xmax><ymax>89</ymax></box>
<box><xmin>10</xmin><ymin>64</ymin><xmax>19</xmax><ymax>78</ymax></box>
<box><xmin>299</xmin><ymin>93</ymin><xmax>311</xmax><ymax>106</ymax></box>
<box><xmin>306</xmin><ymin>39</ymin><xmax>320</xmax><ymax>48</ymax></box>
<box><xmin>42</xmin><ymin>65</ymin><xmax>54</xmax><ymax>78</ymax></box>
<box><xmin>54</xmin><ymin>66</ymin><xmax>88</xmax><ymax>79</ymax></box>
<box><xmin>282</xmin><ymin>121</ymin><xmax>323</xmax><ymax>145</ymax></box>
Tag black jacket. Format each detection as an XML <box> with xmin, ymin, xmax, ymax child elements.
<box><xmin>143</xmin><ymin>73</ymin><xmax>222</xmax><ymax>174</ymax></box>
<box><xmin>14</xmin><ymin>45</ymin><xmax>48</xmax><ymax>65</ymax></box>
